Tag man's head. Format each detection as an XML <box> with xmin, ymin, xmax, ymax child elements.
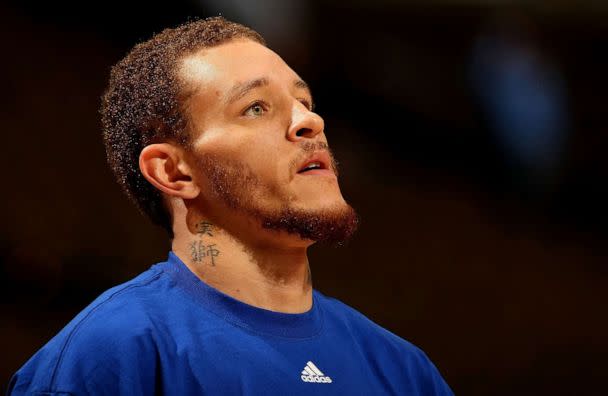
<box><xmin>101</xmin><ymin>17</ymin><xmax>357</xmax><ymax>246</ymax></box>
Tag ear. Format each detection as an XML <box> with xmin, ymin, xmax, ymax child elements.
<box><xmin>139</xmin><ymin>143</ymin><xmax>200</xmax><ymax>200</ymax></box>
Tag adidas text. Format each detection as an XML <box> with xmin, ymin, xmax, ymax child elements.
<box><xmin>301</xmin><ymin>374</ymin><xmax>333</xmax><ymax>383</ymax></box>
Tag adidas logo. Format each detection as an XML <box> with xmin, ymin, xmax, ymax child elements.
<box><xmin>300</xmin><ymin>361</ymin><xmax>333</xmax><ymax>383</ymax></box>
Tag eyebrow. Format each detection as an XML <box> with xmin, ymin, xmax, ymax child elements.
<box><xmin>294</xmin><ymin>79</ymin><xmax>311</xmax><ymax>94</ymax></box>
<box><xmin>226</xmin><ymin>78</ymin><xmax>269</xmax><ymax>104</ymax></box>
<box><xmin>225</xmin><ymin>77</ymin><xmax>313</xmax><ymax>104</ymax></box>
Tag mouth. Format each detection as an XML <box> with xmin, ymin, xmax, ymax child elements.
<box><xmin>296</xmin><ymin>151</ymin><xmax>335</xmax><ymax>177</ymax></box>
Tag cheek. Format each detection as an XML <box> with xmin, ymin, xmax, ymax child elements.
<box><xmin>198</xmin><ymin>131</ymin><xmax>288</xmax><ymax>183</ymax></box>
<box><xmin>242</xmin><ymin>143</ymin><xmax>290</xmax><ymax>188</ymax></box>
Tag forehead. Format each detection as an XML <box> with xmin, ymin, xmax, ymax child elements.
<box><xmin>179</xmin><ymin>39</ymin><xmax>301</xmax><ymax>94</ymax></box>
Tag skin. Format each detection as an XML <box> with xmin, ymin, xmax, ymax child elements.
<box><xmin>138</xmin><ymin>39</ymin><xmax>349</xmax><ymax>313</ymax></box>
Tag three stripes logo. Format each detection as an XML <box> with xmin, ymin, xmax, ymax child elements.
<box><xmin>300</xmin><ymin>361</ymin><xmax>333</xmax><ymax>383</ymax></box>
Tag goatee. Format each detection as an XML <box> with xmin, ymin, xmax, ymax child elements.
<box><xmin>260</xmin><ymin>205</ymin><xmax>358</xmax><ymax>246</ymax></box>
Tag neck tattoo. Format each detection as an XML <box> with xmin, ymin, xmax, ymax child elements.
<box><xmin>189</xmin><ymin>221</ymin><xmax>221</xmax><ymax>266</ymax></box>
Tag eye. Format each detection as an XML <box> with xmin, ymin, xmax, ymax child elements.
<box><xmin>298</xmin><ymin>98</ymin><xmax>314</xmax><ymax>111</ymax></box>
<box><xmin>243</xmin><ymin>101</ymin><xmax>267</xmax><ymax>117</ymax></box>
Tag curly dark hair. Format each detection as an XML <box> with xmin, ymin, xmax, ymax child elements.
<box><xmin>100</xmin><ymin>17</ymin><xmax>265</xmax><ymax>237</ymax></box>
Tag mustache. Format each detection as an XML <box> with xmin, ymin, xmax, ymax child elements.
<box><xmin>290</xmin><ymin>141</ymin><xmax>340</xmax><ymax>176</ymax></box>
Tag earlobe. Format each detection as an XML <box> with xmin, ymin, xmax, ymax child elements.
<box><xmin>139</xmin><ymin>143</ymin><xmax>200</xmax><ymax>199</ymax></box>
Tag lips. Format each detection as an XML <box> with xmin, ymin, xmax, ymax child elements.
<box><xmin>297</xmin><ymin>151</ymin><xmax>332</xmax><ymax>174</ymax></box>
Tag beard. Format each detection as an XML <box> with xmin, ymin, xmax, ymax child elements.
<box><xmin>196</xmin><ymin>145</ymin><xmax>359</xmax><ymax>245</ymax></box>
<box><xmin>259</xmin><ymin>205</ymin><xmax>359</xmax><ymax>246</ymax></box>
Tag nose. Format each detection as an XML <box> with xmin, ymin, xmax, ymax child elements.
<box><xmin>286</xmin><ymin>102</ymin><xmax>325</xmax><ymax>142</ymax></box>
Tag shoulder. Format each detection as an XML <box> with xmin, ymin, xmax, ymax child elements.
<box><xmin>315</xmin><ymin>291</ymin><xmax>454</xmax><ymax>395</ymax></box>
<box><xmin>59</xmin><ymin>265</ymin><xmax>167</xmax><ymax>343</ymax></box>
<box><xmin>8</xmin><ymin>266</ymin><xmax>169</xmax><ymax>395</ymax></box>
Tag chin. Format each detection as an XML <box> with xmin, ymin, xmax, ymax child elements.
<box><xmin>260</xmin><ymin>200</ymin><xmax>359</xmax><ymax>246</ymax></box>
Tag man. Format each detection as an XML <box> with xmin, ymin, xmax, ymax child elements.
<box><xmin>9</xmin><ymin>17</ymin><xmax>453</xmax><ymax>395</ymax></box>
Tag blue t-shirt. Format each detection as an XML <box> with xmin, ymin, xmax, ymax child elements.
<box><xmin>9</xmin><ymin>252</ymin><xmax>453</xmax><ymax>395</ymax></box>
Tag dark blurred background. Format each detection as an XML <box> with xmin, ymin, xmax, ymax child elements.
<box><xmin>1</xmin><ymin>0</ymin><xmax>607</xmax><ymax>394</ymax></box>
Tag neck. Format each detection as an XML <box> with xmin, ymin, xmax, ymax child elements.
<box><xmin>171</xmin><ymin>217</ymin><xmax>313</xmax><ymax>314</ymax></box>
